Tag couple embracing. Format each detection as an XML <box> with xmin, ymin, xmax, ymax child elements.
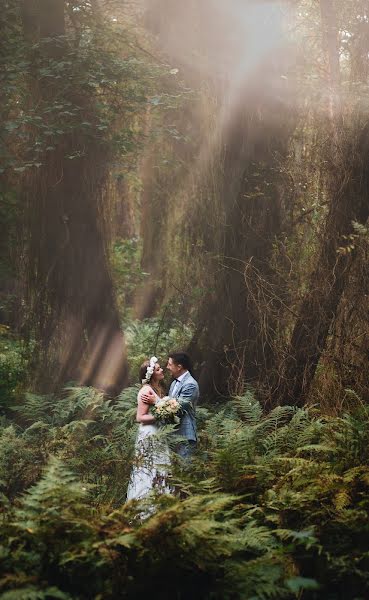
<box><xmin>126</xmin><ymin>351</ymin><xmax>199</xmax><ymax>501</ymax></box>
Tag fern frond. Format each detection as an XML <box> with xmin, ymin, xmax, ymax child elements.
<box><xmin>274</xmin><ymin>527</ymin><xmax>318</xmax><ymax>549</ymax></box>
<box><xmin>296</xmin><ymin>444</ymin><xmax>336</xmax><ymax>457</ymax></box>
<box><xmin>55</xmin><ymin>386</ymin><xmax>106</xmax><ymax>424</ymax></box>
<box><xmin>0</xmin><ymin>588</ymin><xmax>72</xmax><ymax>600</ymax></box>
<box><xmin>15</xmin><ymin>456</ymin><xmax>91</xmax><ymax>531</ymax></box>
<box><xmin>231</xmin><ymin>391</ymin><xmax>262</xmax><ymax>424</ymax></box>
<box><xmin>333</xmin><ymin>490</ymin><xmax>351</xmax><ymax>511</ymax></box>
<box><xmin>12</xmin><ymin>393</ymin><xmax>55</xmax><ymax>424</ymax></box>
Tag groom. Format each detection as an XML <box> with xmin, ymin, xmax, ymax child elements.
<box><xmin>144</xmin><ymin>351</ymin><xmax>199</xmax><ymax>459</ymax></box>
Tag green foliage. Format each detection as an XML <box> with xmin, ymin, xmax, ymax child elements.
<box><xmin>0</xmin><ymin>189</ymin><xmax>19</xmax><ymax>290</ymax></box>
<box><xmin>112</xmin><ymin>237</ymin><xmax>148</xmax><ymax>318</ymax></box>
<box><xmin>0</xmin><ymin>588</ymin><xmax>71</xmax><ymax>600</ymax></box>
<box><xmin>125</xmin><ymin>313</ymin><xmax>193</xmax><ymax>384</ymax></box>
<box><xmin>0</xmin><ymin>335</ymin><xmax>28</xmax><ymax>411</ymax></box>
<box><xmin>1</xmin><ymin>1</ymin><xmax>159</xmax><ymax>175</ymax></box>
<box><xmin>1</xmin><ymin>385</ymin><xmax>138</xmax><ymax>504</ymax></box>
<box><xmin>0</xmin><ymin>424</ymin><xmax>43</xmax><ymax>498</ymax></box>
<box><xmin>2</xmin><ymin>384</ymin><xmax>369</xmax><ymax>598</ymax></box>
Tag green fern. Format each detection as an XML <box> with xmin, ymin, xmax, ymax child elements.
<box><xmin>12</xmin><ymin>393</ymin><xmax>55</xmax><ymax>424</ymax></box>
<box><xmin>2</xmin><ymin>378</ymin><xmax>369</xmax><ymax>598</ymax></box>
<box><xmin>231</xmin><ymin>390</ymin><xmax>263</xmax><ymax>424</ymax></box>
<box><xmin>0</xmin><ymin>587</ymin><xmax>72</xmax><ymax>600</ymax></box>
<box><xmin>15</xmin><ymin>456</ymin><xmax>91</xmax><ymax>530</ymax></box>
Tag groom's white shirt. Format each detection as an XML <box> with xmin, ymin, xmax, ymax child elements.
<box><xmin>171</xmin><ymin>370</ymin><xmax>188</xmax><ymax>397</ymax></box>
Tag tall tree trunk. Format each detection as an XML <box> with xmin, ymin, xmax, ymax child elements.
<box><xmin>273</xmin><ymin>0</ymin><xmax>369</xmax><ymax>406</ymax></box>
<box><xmin>189</xmin><ymin>71</ymin><xmax>294</xmax><ymax>398</ymax></box>
<box><xmin>320</xmin><ymin>0</ymin><xmax>340</xmax><ymax>120</ymax></box>
<box><xmin>21</xmin><ymin>0</ymin><xmax>128</xmax><ymax>394</ymax></box>
<box><xmin>132</xmin><ymin>104</ymin><xmax>161</xmax><ymax>320</ymax></box>
<box><xmin>275</xmin><ymin>124</ymin><xmax>369</xmax><ymax>407</ymax></box>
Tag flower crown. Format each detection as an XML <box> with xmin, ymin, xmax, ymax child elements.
<box><xmin>142</xmin><ymin>356</ymin><xmax>158</xmax><ymax>384</ymax></box>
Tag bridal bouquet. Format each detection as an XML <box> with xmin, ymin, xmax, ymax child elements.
<box><xmin>152</xmin><ymin>396</ymin><xmax>181</xmax><ymax>424</ymax></box>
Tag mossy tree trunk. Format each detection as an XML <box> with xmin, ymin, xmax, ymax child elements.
<box><xmin>274</xmin><ymin>123</ymin><xmax>369</xmax><ymax>407</ymax></box>
<box><xmin>273</xmin><ymin>0</ymin><xmax>369</xmax><ymax>406</ymax></box>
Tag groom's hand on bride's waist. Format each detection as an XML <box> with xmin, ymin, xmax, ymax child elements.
<box><xmin>141</xmin><ymin>389</ymin><xmax>156</xmax><ymax>405</ymax></box>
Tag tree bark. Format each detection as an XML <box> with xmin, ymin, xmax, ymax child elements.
<box><xmin>271</xmin><ymin>0</ymin><xmax>369</xmax><ymax>407</ymax></box>
<box><xmin>189</xmin><ymin>71</ymin><xmax>294</xmax><ymax>399</ymax></box>
<box><xmin>275</xmin><ymin>123</ymin><xmax>369</xmax><ymax>406</ymax></box>
<box><xmin>21</xmin><ymin>0</ymin><xmax>128</xmax><ymax>394</ymax></box>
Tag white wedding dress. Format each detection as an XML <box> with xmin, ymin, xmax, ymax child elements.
<box><xmin>126</xmin><ymin>391</ymin><xmax>172</xmax><ymax>501</ymax></box>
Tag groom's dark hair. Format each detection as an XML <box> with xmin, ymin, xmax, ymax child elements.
<box><xmin>168</xmin><ymin>351</ymin><xmax>193</xmax><ymax>374</ymax></box>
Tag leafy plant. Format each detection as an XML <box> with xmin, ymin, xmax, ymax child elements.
<box><xmin>2</xmin><ymin>384</ymin><xmax>369</xmax><ymax>598</ymax></box>
<box><xmin>0</xmin><ymin>335</ymin><xmax>28</xmax><ymax>411</ymax></box>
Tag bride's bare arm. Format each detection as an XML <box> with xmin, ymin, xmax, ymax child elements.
<box><xmin>141</xmin><ymin>387</ymin><xmax>157</xmax><ymax>405</ymax></box>
<box><xmin>136</xmin><ymin>387</ymin><xmax>156</xmax><ymax>424</ymax></box>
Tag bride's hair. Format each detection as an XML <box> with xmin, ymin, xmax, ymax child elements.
<box><xmin>139</xmin><ymin>360</ymin><xmax>151</xmax><ymax>384</ymax></box>
<box><xmin>139</xmin><ymin>359</ymin><xmax>165</xmax><ymax>394</ymax></box>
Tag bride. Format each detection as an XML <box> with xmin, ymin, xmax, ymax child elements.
<box><xmin>126</xmin><ymin>356</ymin><xmax>172</xmax><ymax>501</ymax></box>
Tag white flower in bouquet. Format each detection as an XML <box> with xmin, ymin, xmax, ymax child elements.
<box><xmin>152</xmin><ymin>396</ymin><xmax>181</xmax><ymax>424</ymax></box>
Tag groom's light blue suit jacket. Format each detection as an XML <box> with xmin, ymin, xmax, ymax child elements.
<box><xmin>169</xmin><ymin>372</ymin><xmax>199</xmax><ymax>442</ymax></box>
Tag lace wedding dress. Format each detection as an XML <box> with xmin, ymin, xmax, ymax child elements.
<box><xmin>126</xmin><ymin>390</ymin><xmax>172</xmax><ymax>501</ymax></box>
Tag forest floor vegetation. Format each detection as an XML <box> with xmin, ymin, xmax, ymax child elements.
<box><xmin>1</xmin><ymin>358</ymin><xmax>369</xmax><ymax>599</ymax></box>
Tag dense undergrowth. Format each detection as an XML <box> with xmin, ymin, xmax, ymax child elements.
<box><xmin>1</xmin><ymin>380</ymin><xmax>369</xmax><ymax>599</ymax></box>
